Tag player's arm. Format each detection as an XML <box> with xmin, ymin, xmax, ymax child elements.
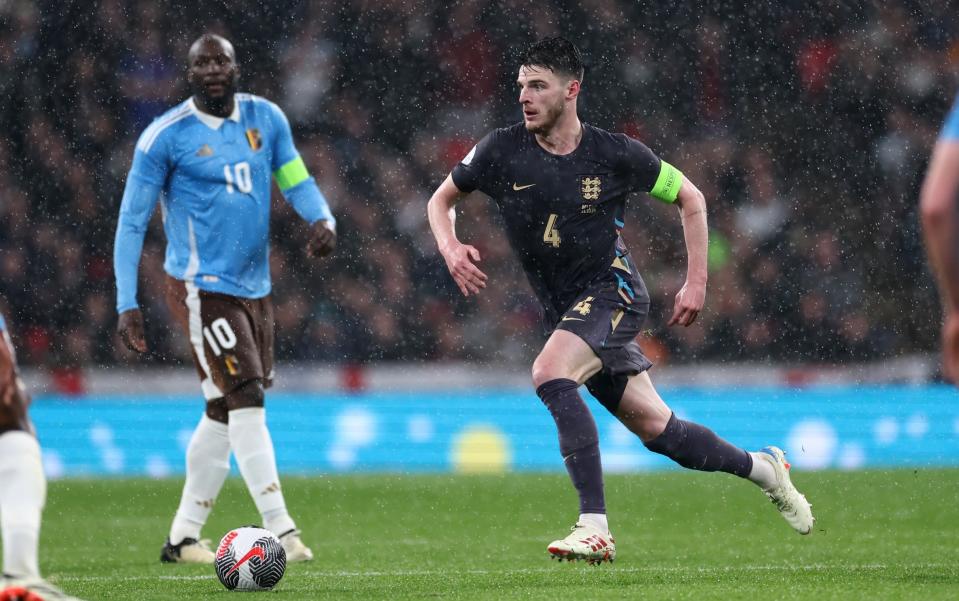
<box><xmin>268</xmin><ymin>102</ymin><xmax>336</xmax><ymax>258</ymax></box>
<box><xmin>921</xmin><ymin>141</ymin><xmax>959</xmax><ymax>309</ymax></box>
<box><xmin>113</xmin><ymin>135</ymin><xmax>167</xmax><ymax>353</ymax></box>
<box><xmin>668</xmin><ymin>176</ymin><xmax>708</xmax><ymax>327</ymax></box>
<box><xmin>426</xmin><ymin>174</ymin><xmax>488</xmax><ymax>296</ymax></box>
<box><xmin>625</xmin><ymin>136</ymin><xmax>707</xmax><ymax>327</ymax></box>
<box><xmin>920</xmin><ymin>139</ymin><xmax>959</xmax><ymax>381</ymax></box>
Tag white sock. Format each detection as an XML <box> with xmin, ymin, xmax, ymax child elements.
<box><xmin>228</xmin><ymin>407</ymin><xmax>296</xmax><ymax>536</ymax></box>
<box><xmin>579</xmin><ymin>513</ymin><xmax>608</xmax><ymax>532</ymax></box>
<box><xmin>169</xmin><ymin>415</ymin><xmax>231</xmax><ymax>545</ymax></box>
<box><xmin>747</xmin><ymin>451</ymin><xmax>778</xmax><ymax>489</ymax></box>
<box><xmin>0</xmin><ymin>431</ymin><xmax>46</xmax><ymax>578</ymax></box>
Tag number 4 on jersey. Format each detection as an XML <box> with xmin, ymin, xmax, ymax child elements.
<box><xmin>543</xmin><ymin>213</ymin><xmax>561</xmax><ymax>248</ymax></box>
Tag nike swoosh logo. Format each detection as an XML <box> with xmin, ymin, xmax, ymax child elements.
<box><xmin>512</xmin><ymin>183</ymin><xmax>536</xmax><ymax>191</ymax></box>
<box><xmin>561</xmin><ymin>317</ymin><xmax>585</xmax><ymax>322</ymax></box>
<box><xmin>225</xmin><ymin>546</ymin><xmax>265</xmax><ymax>575</ymax></box>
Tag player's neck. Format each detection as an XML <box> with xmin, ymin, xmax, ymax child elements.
<box><xmin>194</xmin><ymin>95</ymin><xmax>235</xmax><ymax>119</ymax></box>
<box><xmin>534</xmin><ymin>115</ymin><xmax>583</xmax><ymax>156</ymax></box>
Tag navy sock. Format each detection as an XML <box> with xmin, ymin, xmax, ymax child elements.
<box><xmin>536</xmin><ymin>378</ymin><xmax>606</xmax><ymax>515</ymax></box>
<box><xmin>643</xmin><ymin>412</ymin><xmax>753</xmax><ymax>478</ymax></box>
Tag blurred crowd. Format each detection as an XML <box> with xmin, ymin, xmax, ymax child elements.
<box><xmin>0</xmin><ymin>0</ymin><xmax>952</xmax><ymax>371</ymax></box>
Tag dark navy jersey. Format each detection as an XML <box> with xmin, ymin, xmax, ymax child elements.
<box><xmin>451</xmin><ymin>122</ymin><xmax>682</xmax><ymax>325</ymax></box>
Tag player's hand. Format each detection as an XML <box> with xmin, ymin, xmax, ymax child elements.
<box><xmin>440</xmin><ymin>240</ymin><xmax>488</xmax><ymax>296</ymax></box>
<box><xmin>117</xmin><ymin>308</ymin><xmax>148</xmax><ymax>354</ymax></box>
<box><xmin>306</xmin><ymin>220</ymin><xmax>336</xmax><ymax>258</ymax></box>
<box><xmin>941</xmin><ymin>312</ymin><xmax>959</xmax><ymax>383</ymax></box>
<box><xmin>668</xmin><ymin>280</ymin><xmax>706</xmax><ymax>327</ymax></box>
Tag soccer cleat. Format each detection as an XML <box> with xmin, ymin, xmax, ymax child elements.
<box><xmin>758</xmin><ymin>446</ymin><xmax>814</xmax><ymax>535</ymax></box>
<box><xmin>547</xmin><ymin>523</ymin><xmax>615</xmax><ymax>565</ymax></box>
<box><xmin>160</xmin><ymin>537</ymin><xmax>215</xmax><ymax>564</ymax></box>
<box><xmin>278</xmin><ymin>529</ymin><xmax>314</xmax><ymax>562</ymax></box>
<box><xmin>0</xmin><ymin>577</ymin><xmax>85</xmax><ymax>601</ymax></box>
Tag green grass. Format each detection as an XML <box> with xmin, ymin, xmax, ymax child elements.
<box><xmin>28</xmin><ymin>470</ymin><xmax>959</xmax><ymax>600</ymax></box>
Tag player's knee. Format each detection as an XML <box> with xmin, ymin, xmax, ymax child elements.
<box><xmin>205</xmin><ymin>398</ymin><xmax>229</xmax><ymax>423</ymax></box>
<box><xmin>224</xmin><ymin>379</ymin><xmax>265</xmax><ymax>411</ymax></box>
<box><xmin>531</xmin><ymin>355</ymin><xmax>569</xmax><ymax>389</ymax></box>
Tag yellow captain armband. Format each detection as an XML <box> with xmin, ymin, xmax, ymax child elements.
<box><xmin>274</xmin><ymin>156</ymin><xmax>310</xmax><ymax>191</ymax></box>
<box><xmin>650</xmin><ymin>160</ymin><xmax>683</xmax><ymax>204</ymax></box>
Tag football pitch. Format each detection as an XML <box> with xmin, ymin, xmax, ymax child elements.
<box><xmin>38</xmin><ymin>470</ymin><xmax>959</xmax><ymax>600</ymax></box>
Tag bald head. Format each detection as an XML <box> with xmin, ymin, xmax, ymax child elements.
<box><xmin>188</xmin><ymin>34</ymin><xmax>235</xmax><ymax>65</ymax></box>
<box><xmin>187</xmin><ymin>33</ymin><xmax>239</xmax><ymax>117</ymax></box>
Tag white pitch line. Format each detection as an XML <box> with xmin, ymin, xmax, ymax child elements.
<box><xmin>52</xmin><ymin>563</ymin><xmax>954</xmax><ymax>582</ymax></box>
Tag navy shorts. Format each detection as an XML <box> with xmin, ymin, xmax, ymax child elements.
<box><xmin>554</xmin><ymin>269</ymin><xmax>653</xmax><ymax>414</ymax></box>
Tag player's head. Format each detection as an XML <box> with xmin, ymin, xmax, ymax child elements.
<box><xmin>187</xmin><ymin>33</ymin><xmax>238</xmax><ymax>113</ymax></box>
<box><xmin>517</xmin><ymin>37</ymin><xmax>584</xmax><ymax>135</ymax></box>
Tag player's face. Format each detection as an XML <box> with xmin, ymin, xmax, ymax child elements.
<box><xmin>187</xmin><ymin>38</ymin><xmax>238</xmax><ymax>107</ymax></box>
<box><xmin>517</xmin><ymin>66</ymin><xmax>570</xmax><ymax>135</ymax></box>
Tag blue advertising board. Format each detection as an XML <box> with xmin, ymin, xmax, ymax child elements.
<box><xmin>28</xmin><ymin>385</ymin><xmax>959</xmax><ymax>478</ymax></box>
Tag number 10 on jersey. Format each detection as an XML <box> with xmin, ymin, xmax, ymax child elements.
<box><xmin>223</xmin><ymin>162</ymin><xmax>252</xmax><ymax>193</ymax></box>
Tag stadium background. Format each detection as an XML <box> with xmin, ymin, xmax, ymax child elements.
<box><xmin>0</xmin><ymin>0</ymin><xmax>957</xmax><ymax>477</ymax></box>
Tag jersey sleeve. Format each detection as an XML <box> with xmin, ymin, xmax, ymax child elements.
<box><xmin>114</xmin><ymin>128</ymin><xmax>168</xmax><ymax>313</ymax></box>
<box><xmin>128</xmin><ymin>127</ymin><xmax>173</xmax><ymax>187</ymax></box>
<box><xmin>450</xmin><ymin>130</ymin><xmax>499</xmax><ymax>194</ymax></box>
<box><xmin>941</xmin><ymin>93</ymin><xmax>959</xmax><ymax>140</ymax></box>
<box><xmin>267</xmin><ymin>101</ymin><xmax>335</xmax><ymax>226</ymax></box>
<box><xmin>621</xmin><ymin>136</ymin><xmax>683</xmax><ymax>204</ymax></box>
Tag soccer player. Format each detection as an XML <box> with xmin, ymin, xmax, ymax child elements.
<box><xmin>0</xmin><ymin>313</ymin><xmax>83</xmax><ymax>600</ymax></box>
<box><xmin>113</xmin><ymin>34</ymin><xmax>335</xmax><ymax>564</ymax></box>
<box><xmin>427</xmin><ymin>37</ymin><xmax>814</xmax><ymax>564</ymax></box>
<box><xmin>920</xmin><ymin>93</ymin><xmax>959</xmax><ymax>383</ymax></box>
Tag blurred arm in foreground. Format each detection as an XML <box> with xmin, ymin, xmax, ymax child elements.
<box><xmin>920</xmin><ymin>99</ymin><xmax>959</xmax><ymax>383</ymax></box>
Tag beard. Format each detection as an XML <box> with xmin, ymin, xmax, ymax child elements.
<box><xmin>191</xmin><ymin>76</ymin><xmax>238</xmax><ymax>115</ymax></box>
<box><xmin>525</xmin><ymin>97</ymin><xmax>566</xmax><ymax>135</ymax></box>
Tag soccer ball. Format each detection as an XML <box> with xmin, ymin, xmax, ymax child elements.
<box><xmin>214</xmin><ymin>527</ymin><xmax>287</xmax><ymax>591</ymax></box>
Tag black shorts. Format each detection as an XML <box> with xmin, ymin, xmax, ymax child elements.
<box><xmin>555</xmin><ymin>284</ymin><xmax>652</xmax><ymax>375</ymax></box>
<box><xmin>166</xmin><ymin>276</ymin><xmax>275</xmax><ymax>400</ymax></box>
<box><xmin>554</xmin><ymin>271</ymin><xmax>653</xmax><ymax>414</ymax></box>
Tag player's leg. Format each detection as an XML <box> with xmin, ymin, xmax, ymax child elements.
<box><xmin>161</xmin><ymin>278</ymin><xmax>232</xmax><ymax>563</ymax></box>
<box><xmin>0</xmin><ymin>335</ymin><xmax>45</xmax><ymax>581</ymax></box>
<box><xmin>163</xmin><ymin>397</ymin><xmax>231</xmax><ymax>562</ymax></box>
<box><xmin>532</xmin><ymin>329</ymin><xmax>614</xmax><ymax>563</ymax></box>
<box><xmin>207</xmin><ymin>296</ymin><xmax>312</xmax><ymax>561</ymax></box>
<box><xmin>592</xmin><ymin>371</ymin><xmax>813</xmax><ymax>534</ymax></box>
<box><xmin>0</xmin><ymin>422</ymin><xmax>45</xmax><ymax>581</ymax></box>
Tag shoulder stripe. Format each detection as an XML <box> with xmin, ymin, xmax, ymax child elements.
<box><xmin>137</xmin><ymin>105</ymin><xmax>193</xmax><ymax>153</ymax></box>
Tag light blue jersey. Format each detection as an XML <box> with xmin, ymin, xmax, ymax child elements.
<box><xmin>113</xmin><ymin>94</ymin><xmax>334</xmax><ymax>313</ymax></box>
<box><xmin>941</xmin><ymin>93</ymin><xmax>959</xmax><ymax>140</ymax></box>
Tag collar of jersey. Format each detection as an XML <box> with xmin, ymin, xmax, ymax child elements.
<box><xmin>188</xmin><ymin>97</ymin><xmax>240</xmax><ymax>130</ymax></box>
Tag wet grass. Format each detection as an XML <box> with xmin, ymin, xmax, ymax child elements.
<box><xmin>34</xmin><ymin>469</ymin><xmax>959</xmax><ymax>600</ymax></box>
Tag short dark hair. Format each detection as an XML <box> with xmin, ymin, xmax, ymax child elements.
<box><xmin>520</xmin><ymin>37</ymin><xmax>585</xmax><ymax>82</ymax></box>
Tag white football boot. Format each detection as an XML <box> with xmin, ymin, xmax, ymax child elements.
<box><xmin>758</xmin><ymin>446</ymin><xmax>814</xmax><ymax>535</ymax></box>
<box><xmin>279</xmin><ymin>529</ymin><xmax>314</xmax><ymax>562</ymax></box>
<box><xmin>0</xmin><ymin>577</ymin><xmax>86</xmax><ymax>600</ymax></box>
<box><xmin>159</xmin><ymin>537</ymin><xmax>215</xmax><ymax>564</ymax></box>
<box><xmin>547</xmin><ymin>523</ymin><xmax>616</xmax><ymax>565</ymax></box>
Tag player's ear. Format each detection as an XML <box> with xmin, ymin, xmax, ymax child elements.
<box><xmin>566</xmin><ymin>79</ymin><xmax>581</xmax><ymax>101</ymax></box>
